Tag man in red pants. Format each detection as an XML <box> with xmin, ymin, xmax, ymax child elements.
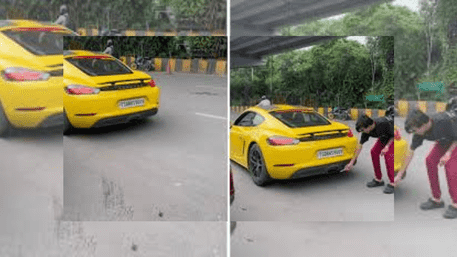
<box><xmin>344</xmin><ymin>114</ymin><xmax>395</xmax><ymax>194</ymax></box>
<box><xmin>395</xmin><ymin>109</ymin><xmax>457</xmax><ymax>219</ymax></box>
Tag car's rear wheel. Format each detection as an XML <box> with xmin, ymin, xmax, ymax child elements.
<box><xmin>63</xmin><ymin>111</ymin><xmax>74</xmax><ymax>135</ymax></box>
<box><xmin>248</xmin><ymin>144</ymin><xmax>271</xmax><ymax>186</ymax></box>
<box><xmin>131</xmin><ymin>63</ymin><xmax>137</xmax><ymax>70</ymax></box>
<box><xmin>0</xmin><ymin>102</ymin><xmax>12</xmax><ymax>137</ymax></box>
<box><xmin>328</xmin><ymin>113</ymin><xmax>335</xmax><ymax>119</ymax></box>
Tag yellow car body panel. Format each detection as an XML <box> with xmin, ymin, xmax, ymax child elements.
<box><xmin>63</xmin><ymin>51</ymin><xmax>160</xmax><ymax>128</ymax></box>
<box><xmin>230</xmin><ymin>105</ymin><xmax>358</xmax><ymax>180</ymax></box>
<box><xmin>0</xmin><ymin>20</ymin><xmax>75</xmax><ymax>128</ymax></box>
<box><xmin>394</xmin><ymin>125</ymin><xmax>409</xmax><ymax>172</ymax></box>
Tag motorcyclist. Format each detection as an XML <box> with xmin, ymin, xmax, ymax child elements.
<box><xmin>103</xmin><ymin>39</ymin><xmax>114</xmax><ymax>56</ymax></box>
<box><xmin>55</xmin><ymin>5</ymin><xmax>69</xmax><ymax>28</ymax></box>
<box><xmin>257</xmin><ymin>95</ymin><xmax>271</xmax><ymax>109</ymax></box>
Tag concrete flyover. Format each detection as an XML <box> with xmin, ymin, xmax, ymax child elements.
<box><xmin>231</xmin><ymin>0</ymin><xmax>393</xmax><ymax>37</ymax></box>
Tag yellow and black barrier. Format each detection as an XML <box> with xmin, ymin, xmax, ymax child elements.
<box><xmin>396</xmin><ymin>100</ymin><xmax>448</xmax><ymax>117</ymax></box>
<box><xmin>77</xmin><ymin>28</ymin><xmax>226</xmax><ymax>36</ymax></box>
<box><xmin>120</xmin><ymin>56</ymin><xmax>227</xmax><ymax>75</ymax></box>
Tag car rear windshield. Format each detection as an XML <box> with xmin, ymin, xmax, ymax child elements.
<box><xmin>270</xmin><ymin>110</ymin><xmax>331</xmax><ymax>128</ymax></box>
<box><xmin>66</xmin><ymin>57</ymin><xmax>133</xmax><ymax>76</ymax></box>
<box><xmin>3</xmin><ymin>30</ymin><xmax>74</xmax><ymax>56</ymax></box>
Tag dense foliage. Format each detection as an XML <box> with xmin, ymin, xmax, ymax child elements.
<box><xmin>231</xmin><ymin>37</ymin><xmax>393</xmax><ymax>109</ymax></box>
<box><xmin>0</xmin><ymin>0</ymin><xmax>226</xmax><ymax>31</ymax></box>
<box><xmin>283</xmin><ymin>2</ymin><xmax>457</xmax><ymax>101</ymax></box>
<box><xmin>63</xmin><ymin>36</ymin><xmax>227</xmax><ymax>59</ymax></box>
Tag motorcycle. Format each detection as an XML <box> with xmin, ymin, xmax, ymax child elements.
<box><xmin>328</xmin><ymin>107</ymin><xmax>352</xmax><ymax>120</ymax></box>
<box><xmin>385</xmin><ymin>104</ymin><xmax>396</xmax><ymax>121</ymax></box>
<box><xmin>131</xmin><ymin>56</ymin><xmax>154</xmax><ymax>71</ymax></box>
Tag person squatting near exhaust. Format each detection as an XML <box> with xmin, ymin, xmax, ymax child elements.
<box><xmin>394</xmin><ymin>109</ymin><xmax>457</xmax><ymax>219</ymax></box>
<box><xmin>344</xmin><ymin>114</ymin><xmax>395</xmax><ymax>194</ymax></box>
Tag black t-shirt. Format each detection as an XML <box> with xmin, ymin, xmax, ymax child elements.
<box><xmin>360</xmin><ymin>117</ymin><xmax>394</xmax><ymax>146</ymax></box>
<box><xmin>410</xmin><ymin>112</ymin><xmax>457</xmax><ymax>151</ymax></box>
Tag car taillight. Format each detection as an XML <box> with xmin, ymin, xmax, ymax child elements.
<box><xmin>2</xmin><ymin>67</ymin><xmax>50</xmax><ymax>81</ymax></box>
<box><xmin>148</xmin><ymin>79</ymin><xmax>156</xmax><ymax>87</ymax></box>
<box><xmin>347</xmin><ymin>129</ymin><xmax>354</xmax><ymax>137</ymax></box>
<box><xmin>394</xmin><ymin>128</ymin><xmax>402</xmax><ymax>140</ymax></box>
<box><xmin>65</xmin><ymin>85</ymin><xmax>100</xmax><ymax>95</ymax></box>
<box><xmin>267</xmin><ymin>136</ymin><xmax>299</xmax><ymax>146</ymax></box>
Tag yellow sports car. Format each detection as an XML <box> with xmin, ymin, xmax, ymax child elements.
<box><xmin>0</xmin><ymin>20</ymin><xmax>78</xmax><ymax>137</ymax></box>
<box><xmin>230</xmin><ymin>105</ymin><xmax>358</xmax><ymax>186</ymax></box>
<box><xmin>394</xmin><ymin>125</ymin><xmax>408</xmax><ymax>177</ymax></box>
<box><xmin>63</xmin><ymin>50</ymin><xmax>160</xmax><ymax>134</ymax></box>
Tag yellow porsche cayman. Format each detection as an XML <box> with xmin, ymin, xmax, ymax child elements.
<box><xmin>0</xmin><ymin>20</ymin><xmax>78</xmax><ymax>137</ymax></box>
<box><xmin>230</xmin><ymin>105</ymin><xmax>358</xmax><ymax>186</ymax></box>
<box><xmin>63</xmin><ymin>50</ymin><xmax>160</xmax><ymax>134</ymax></box>
<box><xmin>394</xmin><ymin>125</ymin><xmax>408</xmax><ymax>177</ymax></box>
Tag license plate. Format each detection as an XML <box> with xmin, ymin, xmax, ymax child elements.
<box><xmin>118</xmin><ymin>98</ymin><xmax>144</xmax><ymax>109</ymax></box>
<box><xmin>318</xmin><ymin>148</ymin><xmax>343</xmax><ymax>159</ymax></box>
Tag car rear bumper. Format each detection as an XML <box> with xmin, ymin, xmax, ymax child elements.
<box><xmin>263</xmin><ymin>137</ymin><xmax>357</xmax><ymax>179</ymax></box>
<box><xmin>91</xmin><ymin>107</ymin><xmax>158</xmax><ymax>128</ymax></box>
<box><xmin>65</xmin><ymin>87</ymin><xmax>160</xmax><ymax>128</ymax></box>
<box><xmin>289</xmin><ymin>160</ymin><xmax>351</xmax><ymax>179</ymax></box>
<box><xmin>394</xmin><ymin>139</ymin><xmax>409</xmax><ymax>172</ymax></box>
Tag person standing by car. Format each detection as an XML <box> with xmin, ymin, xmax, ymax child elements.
<box><xmin>394</xmin><ymin>109</ymin><xmax>457</xmax><ymax>219</ymax></box>
<box><xmin>55</xmin><ymin>4</ymin><xmax>70</xmax><ymax>28</ymax></box>
<box><xmin>343</xmin><ymin>114</ymin><xmax>395</xmax><ymax>194</ymax></box>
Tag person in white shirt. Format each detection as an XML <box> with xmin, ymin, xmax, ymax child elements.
<box><xmin>257</xmin><ymin>95</ymin><xmax>271</xmax><ymax>109</ymax></box>
<box><xmin>55</xmin><ymin>5</ymin><xmax>69</xmax><ymax>28</ymax></box>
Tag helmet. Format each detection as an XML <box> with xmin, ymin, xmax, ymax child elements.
<box><xmin>446</xmin><ymin>96</ymin><xmax>457</xmax><ymax>112</ymax></box>
<box><xmin>60</xmin><ymin>5</ymin><xmax>68</xmax><ymax>15</ymax></box>
<box><xmin>261</xmin><ymin>95</ymin><xmax>267</xmax><ymax>100</ymax></box>
<box><xmin>107</xmin><ymin>39</ymin><xmax>113</xmax><ymax>46</ymax></box>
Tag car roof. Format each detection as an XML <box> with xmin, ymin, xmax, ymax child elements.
<box><xmin>0</xmin><ymin>19</ymin><xmax>73</xmax><ymax>32</ymax></box>
<box><xmin>247</xmin><ymin>104</ymin><xmax>316</xmax><ymax>114</ymax></box>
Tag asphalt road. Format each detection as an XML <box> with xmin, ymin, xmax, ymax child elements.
<box><xmin>394</xmin><ymin>117</ymin><xmax>457</xmax><ymax>221</ymax></box>
<box><xmin>0</xmin><ymin>128</ymin><xmax>63</xmax><ymax>256</ymax></box>
<box><xmin>231</xmin><ymin>221</ymin><xmax>457</xmax><ymax>257</ymax></box>
<box><xmin>230</xmin><ymin>112</ymin><xmax>394</xmax><ymax>221</ymax></box>
<box><xmin>63</xmin><ymin>72</ymin><xmax>228</xmax><ymax>221</ymax></box>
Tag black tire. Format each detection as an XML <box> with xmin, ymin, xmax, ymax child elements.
<box><xmin>63</xmin><ymin>111</ymin><xmax>74</xmax><ymax>135</ymax></box>
<box><xmin>0</xmin><ymin>102</ymin><xmax>12</xmax><ymax>138</ymax></box>
<box><xmin>248</xmin><ymin>143</ymin><xmax>272</xmax><ymax>186</ymax></box>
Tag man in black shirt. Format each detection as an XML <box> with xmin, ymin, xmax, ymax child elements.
<box><xmin>344</xmin><ymin>114</ymin><xmax>395</xmax><ymax>194</ymax></box>
<box><xmin>395</xmin><ymin>109</ymin><xmax>457</xmax><ymax>219</ymax></box>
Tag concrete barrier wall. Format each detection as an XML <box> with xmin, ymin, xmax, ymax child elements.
<box><xmin>120</xmin><ymin>56</ymin><xmax>227</xmax><ymax>75</ymax></box>
<box><xmin>77</xmin><ymin>28</ymin><xmax>226</xmax><ymax>36</ymax></box>
<box><xmin>231</xmin><ymin>101</ymin><xmax>449</xmax><ymax>118</ymax></box>
<box><xmin>396</xmin><ymin>100</ymin><xmax>449</xmax><ymax>117</ymax></box>
<box><xmin>230</xmin><ymin>105</ymin><xmax>391</xmax><ymax>120</ymax></box>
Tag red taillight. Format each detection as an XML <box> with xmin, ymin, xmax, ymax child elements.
<box><xmin>72</xmin><ymin>56</ymin><xmax>110</xmax><ymax>59</ymax></box>
<box><xmin>394</xmin><ymin>129</ymin><xmax>402</xmax><ymax>140</ymax></box>
<box><xmin>267</xmin><ymin>136</ymin><xmax>299</xmax><ymax>146</ymax></box>
<box><xmin>11</xmin><ymin>27</ymin><xmax>64</xmax><ymax>32</ymax></box>
<box><xmin>65</xmin><ymin>85</ymin><xmax>100</xmax><ymax>95</ymax></box>
<box><xmin>3</xmin><ymin>68</ymin><xmax>50</xmax><ymax>81</ymax></box>
<box><xmin>347</xmin><ymin>129</ymin><xmax>354</xmax><ymax>137</ymax></box>
<box><xmin>148</xmin><ymin>79</ymin><xmax>156</xmax><ymax>87</ymax></box>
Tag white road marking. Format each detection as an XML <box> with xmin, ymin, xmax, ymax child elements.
<box><xmin>195</xmin><ymin>112</ymin><xmax>227</xmax><ymax>120</ymax></box>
